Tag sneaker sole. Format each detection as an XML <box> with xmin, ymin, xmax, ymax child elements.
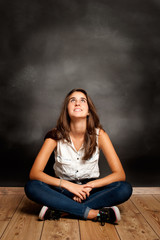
<box><xmin>111</xmin><ymin>206</ymin><xmax>121</xmax><ymax>222</ymax></box>
<box><xmin>39</xmin><ymin>206</ymin><xmax>48</xmax><ymax>220</ymax></box>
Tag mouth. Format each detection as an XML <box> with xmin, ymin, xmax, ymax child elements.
<box><xmin>74</xmin><ymin>108</ymin><xmax>82</xmax><ymax>112</ymax></box>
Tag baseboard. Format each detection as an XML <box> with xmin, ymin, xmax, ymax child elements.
<box><xmin>0</xmin><ymin>187</ymin><xmax>24</xmax><ymax>194</ymax></box>
<box><xmin>0</xmin><ymin>187</ymin><xmax>160</xmax><ymax>194</ymax></box>
<box><xmin>133</xmin><ymin>187</ymin><xmax>160</xmax><ymax>194</ymax></box>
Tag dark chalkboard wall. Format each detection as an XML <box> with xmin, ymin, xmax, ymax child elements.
<box><xmin>0</xmin><ymin>0</ymin><xmax>160</xmax><ymax>186</ymax></box>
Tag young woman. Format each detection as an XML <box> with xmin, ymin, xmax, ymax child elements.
<box><xmin>25</xmin><ymin>88</ymin><xmax>132</xmax><ymax>226</ymax></box>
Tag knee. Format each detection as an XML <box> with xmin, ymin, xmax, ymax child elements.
<box><xmin>119</xmin><ymin>181</ymin><xmax>133</xmax><ymax>202</ymax></box>
<box><xmin>24</xmin><ymin>180</ymin><xmax>41</xmax><ymax>199</ymax></box>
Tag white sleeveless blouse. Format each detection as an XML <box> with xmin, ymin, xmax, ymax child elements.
<box><xmin>54</xmin><ymin>129</ymin><xmax>100</xmax><ymax>180</ymax></box>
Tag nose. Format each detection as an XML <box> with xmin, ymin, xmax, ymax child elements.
<box><xmin>75</xmin><ymin>100</ymin><xmax>80</xmax><ymax>106</ymax></box>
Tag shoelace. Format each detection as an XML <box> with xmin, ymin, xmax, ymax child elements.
<box><xmin>99</xmin><ymin>210</ymin><xmax>110</xmax><ymax>226</ymax></box>
<box><xmin>49</xmin><ymin>210</ymin><xmax>61</xmax><ymax>220</ymax></box>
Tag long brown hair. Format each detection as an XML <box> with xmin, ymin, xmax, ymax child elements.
<box><xmin>45</xmin><ymin>88</ymin><xmax>103</xmax><ymax>160</ymax></box>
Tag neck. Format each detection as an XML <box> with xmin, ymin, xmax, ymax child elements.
<box><xmin>70</xmin><ymin>119</ymin><xmax>87</xmax><ymax>138</ymax></box>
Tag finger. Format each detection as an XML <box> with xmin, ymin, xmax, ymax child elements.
<box><xmin>83</xmin><ymin>189</ymin><xmax>90</xmax><ymax>197</ymax></box>
<box><xmin>74</xmin><ymin>197</ymin><xmax>78</xmax><ymax>202</ymax></box>
<box><xmin>82</xmin><ymin>188</ymin><xmax>90</xmax><ymax>196</ymax></box>
<box><xmin>82</xmin><ymin>190</ymin><xmax>88</xmax><ymax>199</ymax></box>
<box><xmin>74</xmin><ymin>196</ymin><xmax>81</xmax><ymax>203</ymax></box>
<box><xmin>73</xmin><ymin>196</ymin><xmax>76</xmax><ymax>201</ymax></box>
<box><xmin>79</xmin><ymin>192</ymin><xmax>86</xmax><ymax>200</ymax></box>
<box><xmin>86</xmin><ymin>191</ymin><xmax>90</xmax><ymax>197</ymax></box>
<box><xmin>76</xmin><ymin>192</ymin><xmax>85</xmax><ymax>200</ymax></box>
<box><xmin>78</xmin><ymin>187</ymin><xmax>86</xmax><ymax>198</ymax></box>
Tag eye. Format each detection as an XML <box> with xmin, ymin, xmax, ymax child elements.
<box><xmin>70</xmin><ymin>98</ymin><xmax>75</xmax><ymax>103</ymax></box>
<box><xmin>81</xmin><ymin>99</ymin><xmax>87</xmax><ymax>103</ymax></box>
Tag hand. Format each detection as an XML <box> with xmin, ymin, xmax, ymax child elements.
<box><xmin>73</xmin><ymin>196</ymin><xmax>82</xmax><ymax>203</ymax></box>
<box><xmin>72</xmin><ymin>184</ymin><xmax>92</xmax><ymax>203</ymax></box>
<box><xmin>64</xmin><ymin>181</ymin><xmax>92</xmax><ymax>201</ymax></box>
<box><xmin>82</xmin><ymin>185</ymin><xmax>92</xmax><ymax>197</ymax></box>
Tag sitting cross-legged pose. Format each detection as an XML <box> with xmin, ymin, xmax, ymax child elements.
<box><xmin>25</xmin><ymin>88</ymin><xmax>132</xmax><ymax>226</ymax></box>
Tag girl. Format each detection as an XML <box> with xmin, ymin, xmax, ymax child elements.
<box><xmin>25</xmin><ymin>88</ymin><xmax>132</xmax><ymax>226</ymax></box>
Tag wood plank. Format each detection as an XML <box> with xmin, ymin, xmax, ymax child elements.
<box><xmin>0</xmin><ymin>194</ymin><xmax>23</xmax><ymax>238</ymax></box>
<box><xmin>131</xmin><ymin>195</ymin><xmax>160</xmax><ymax>237</ymax></box>
<box><xmin>1</xmin><ymin>196</ymin><xmax>43</xmax><ymax>240</ymax></box>
<box><xmin>79</xmin><ymin>220</ymin><xmax>120</xmax><ymax>240</ymax></box>
<box><xmin>0</xmin><ymin>187</ymin><xmax>24</xmax><ymax>195</ymax></box>
<box><xmin>133</xmin><ymin>187</ymin><xmax>160</xmax><ymax>194</ymax></box>
<box><xmin>153</xmin><ymin>195</ymin><xmax>160</xmax><ymax>202</ymax></box>
<box><xmin>115</xmin><ymin>199</ymin><xmax>159</xmax><ymax>240</ymax></box>
<box><xmin>41</xmin><ymin>218</ymin><xmax>80</xmax><ymax>240</ymax></box>
<box><xmin>0</xmin><ymin>194</ymin><xmax>23</xmax><ymax>221</ymax></box>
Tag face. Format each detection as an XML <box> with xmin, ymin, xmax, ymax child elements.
<box><xmin>67</xmin><ymin>91</ymin><xmax>89</xmax><ymax>119</ymax></box>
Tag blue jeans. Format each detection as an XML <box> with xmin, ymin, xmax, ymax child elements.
<box><xmin>25</xmin><ymin>180</ymin><xmax>132</xmax><ymax>219</ymax></box>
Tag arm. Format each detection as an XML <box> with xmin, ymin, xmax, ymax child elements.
<box><xmin>29</xmin><ymin>138</ymin><xmax>90</xmax><ymax>200</ymax></box>
<box><xmin>88</xmin><ymin>129</ymin><xmax>126</xmax><ymax>188</ymax></box>
<box><xmin>29</xmin><ymin>138</ymin><xmax>61</xmax><ymax>187</ymax></box>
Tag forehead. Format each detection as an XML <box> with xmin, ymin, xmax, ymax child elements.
<box><xmin>69</xmin><ymin>91</ymin><xmax>87</xmax><ymax>99</ymax></box>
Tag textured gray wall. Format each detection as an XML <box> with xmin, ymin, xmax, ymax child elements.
<box><xmin>0</xmin><ymin>0</ymin><xmax>160</xmax><ymax>186</ymax></box>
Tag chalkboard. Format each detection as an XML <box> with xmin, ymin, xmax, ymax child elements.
<box><xmin>0</xmin><ymin>0</ymin><xmax>160</xmax><ymax>186</ymax></box>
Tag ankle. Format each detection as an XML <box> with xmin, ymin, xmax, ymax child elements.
<box><xmin>87</xmin><ymin>209</ymin><xmax>99</xmax><ymax>219</ymax></box>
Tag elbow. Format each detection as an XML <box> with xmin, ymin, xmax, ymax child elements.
<box><xmin>29</xmin><ymin>170</ymin><xmax>36</xmax><ymax>180</ymax></box>
<box><xmin>29</xmin><ymin>168</ymin><xmax>43</xmax><ymax>181</ymax></box>
<box><xmin>120</xmin><ymin>171</ymin><xmax>126</xmax><ymax>181</ymax></box>
<box><xmin>115</xmin><ymin>170</ymin><xmax>126</xmax><ymax>182</ymax></box>
<box><xmin>29</xmin><ymin>171</ymin><xmax>33</xmax><ymax>180</ymax></box>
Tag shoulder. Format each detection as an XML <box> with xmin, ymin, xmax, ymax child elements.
<box><xmin>98</xmin><ymin>129</ymin><xmax>110</xmax><ymax>149</ymax></box>
<box><xmin>44</xmin><ymin>137</ymin><xmax>57</xmax><ymax>146</ymax></box>
<box><xmin>39</xmin><ymin>137</ymin><xmax>57</xmax><ymax>155</ymax></box>
<box><xmin>98</xmin><ymin>128</ymin><xmax>107</xmax><ymax>138</ymax></box>
<box><xmin>97</xmin><ymin>128</ymin><xmax>107</xmax><ymax>137</ymax></box>
<box><xmin>44</xmin><ymin>128</ymin><xmax>59</xmax><ymax>149</ymax></box>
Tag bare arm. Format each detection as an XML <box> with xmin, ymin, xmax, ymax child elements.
<box><xmin>29</xmin><ymin>138</ymin><xmax>62</xmax><ymax>186</ymax></box>
<box><xmin>88</xmin><ymin>129</ymin><xmax>126</xmax><ymax>188</ymax></box>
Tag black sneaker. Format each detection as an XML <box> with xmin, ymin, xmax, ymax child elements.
<box><xmin>39</xmin><ymin>206</ymin><xmax>61</xmax><ymax>221</ymax></box>
<box><xmin>97</xmin><ymin>206</ymin><xmax>121</xmax><ymax>226</ymax></box>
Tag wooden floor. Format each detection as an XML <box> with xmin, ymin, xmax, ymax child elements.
<box><xmin>0</xmin><ymin>188</ymin><xmax>160</xmax><ymax>240</ymax></box>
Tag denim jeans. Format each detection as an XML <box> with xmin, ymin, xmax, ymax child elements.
<box><xmin>25</xmin><ymin>180</ymin><xmax>132</xmax><ymax>219</ymax></box>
